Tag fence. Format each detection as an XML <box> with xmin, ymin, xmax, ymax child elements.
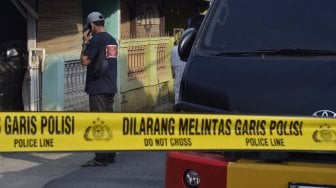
<box><xmin>64</xmin><ymin>60</ymin><xmax>89</xmax><ymax>111</ymax></box>
<box><xmin>41</xmin><ymin>37</ymin><xmax>174</xmax><ymax>112</ymax></box>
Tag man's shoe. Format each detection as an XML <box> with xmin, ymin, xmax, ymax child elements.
<box><xmin>81</xmin><ymin>159</ymin><xmax>107</xmax><ymax>167</ymax></box>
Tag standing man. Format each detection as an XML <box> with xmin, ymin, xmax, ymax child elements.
<box><xmin>81</xmin><ymin>12</ymin><xmax>118</xmax><ymax>167</ymax></box>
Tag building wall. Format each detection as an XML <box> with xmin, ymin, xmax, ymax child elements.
<box><xmin>120</xmin><ymin>0</ymin><xmax>164</xmax><ymax>39</ymax></box>
<box><xmin>82</xmin><ymin>0</ymin><xmax>120</xmax><ymax>39</ymax></box>
<box><xmin>40</xmin><ymin>0</ymin><xmax>175</xmax><ymax>112</ymax></box>
<box><xmin>120</xmin><ymin>0</ymin><xmax>131</xmax><ymax>38</ymax></box>
<box><xmin>37</xmin><ymin>0</ymin><xmax>83</xmax><ymax>54</ymax></box>
<box><xmin>119</xmin><ymin>37</ymin><xmax>174</xmax><ymax>111</ymax></box>
<box><xmin>135</xmin><ymin>3</ymin><xmax>162</xmax><ymax>37</ymax></box>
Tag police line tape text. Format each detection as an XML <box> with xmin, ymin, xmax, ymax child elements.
<box><xmin>246</xmin><ymin>137</ymin><xmax>285</xmax><ymax>147</ymax></box>
<box><xmin>14</xmin><ymin>138</ymin><xmax>54</xmax><ymax>148</ymax></box>
<box><xmin>144</xmin><ymin>138</ymin><xmax>192</xmax><ymax>147</ymax></box>
<box><xmin>122</xmin><ymin>117</ymin><xmax>303</xmax><ymax>136</ymax></box>
<box><xmin>3</xmin><ymin>115</ymin><xmax>75</xmax><ymax>135</ymax></box>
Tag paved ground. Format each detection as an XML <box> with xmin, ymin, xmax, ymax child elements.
<box><xmin>0</xmin><ymin>152</ymin><xmax>92</xmax><ymax>188</ymax></box>
<box><xmin>0</xmin><ymin>151</ymin><xmax>167</xmax><ymax>188</ymax></box>
<box><xmin>44</xmin><ymin>152</ymin><xmax>167</xmax><ymax>188</ymax></box>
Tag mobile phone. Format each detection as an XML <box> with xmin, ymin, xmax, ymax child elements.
<box><xmin>83</xmin><ymin>24</ymin><xmax>92</xmax><ymax>36</ymax></box>
<box><xmin>87</xmin><ymin>24</ymin><xmax>92</xmax><ymax>36</ymax></box>
<box><xmin>86</xmin><ymin>30</ymin><xmax>92</xmax><ymax>37</ymax></box>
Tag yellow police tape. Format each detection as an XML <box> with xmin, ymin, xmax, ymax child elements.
<box><xmin>0</xmin><ymin>112</ymin><xmax>335</xmax><ymax>152</ymax></box>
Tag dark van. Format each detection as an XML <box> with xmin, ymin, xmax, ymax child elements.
<box><xmin>166</xmin><ymin>0</ymin><xmax>336</xmax><ymax>187</ymax></box>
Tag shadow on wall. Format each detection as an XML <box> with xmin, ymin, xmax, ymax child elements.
<box><xmin>119</xmin><ymin>37</ymin><xmax>174</xmax><ymax>112</ymax></box>
<box><xmin>120</xmin><ymin>51</ymin><xmax>173</xmax><ymax>112</ymax></box>
<box><xmin>120</xmin><ymin>80</ymin><xmax>173</xmax><ymax>112</ymax></box>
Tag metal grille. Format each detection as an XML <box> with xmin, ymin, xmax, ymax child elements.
<box><xmin>127</xmin><ymin>45</ymin><xmax>146</xmax><ymax>80</ymax></box>
<box><xmin>157</xmin><ymin>43</ymin><xmax>167</xmax><ymax>76</ymax></box>
<box><xmin>64</xmin><ymin>60</ymin><xmax>89</xmax><ymax>111</ymax></box>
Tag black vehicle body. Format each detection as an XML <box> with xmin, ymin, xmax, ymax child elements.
<box><xmin>173</xmin><ymin>0</ymin><xmax>336</xmax><ymax>162</ymax></box>
<box><xmin>176</xmin><ymin>0</ymin><xmax>336</xmax><ymax>117</ymax></box>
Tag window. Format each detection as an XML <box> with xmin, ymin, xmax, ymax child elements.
<box><xmin>200</xmin><ymin>0</ymin><xmax>336</xmax><ymax>52</ymax></box>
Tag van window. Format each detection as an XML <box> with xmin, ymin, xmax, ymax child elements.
<box><xmin>200</xmin><ymin>0</ymin><xmax>336</xmax><ymax>53</ymax></box>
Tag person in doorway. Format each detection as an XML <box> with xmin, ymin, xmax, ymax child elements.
<box><xmin>170</xmin><ymin>41</ymin><xmax>186</xmax><ymax>105</ymax></box>
<box><xmin>80</xmin><ymin>11</ymin><xmax>118</xmax><ymax>167</ymax></box>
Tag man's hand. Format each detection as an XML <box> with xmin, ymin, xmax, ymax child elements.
<box><xmin>82</xmin><ymin>30</ymin><xmax>92</xmax><ymax>44</ymax></box>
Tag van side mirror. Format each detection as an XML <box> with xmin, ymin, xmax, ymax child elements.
<box><xmin>178</xmin><ymin>28</ymin><xmax>197</xmax><ymax>62</ymax></box>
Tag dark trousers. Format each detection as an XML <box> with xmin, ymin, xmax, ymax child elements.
<box><xmin>89</xmin><ymin>94</ymin><xmax>116</xmax><ymax>162</ymax></box>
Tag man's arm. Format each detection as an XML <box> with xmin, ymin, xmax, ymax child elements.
<box><xmin>81</xmin><ymin>45</ymin><xmax>91</xmax><ymax>66</ymax></box>
<box><xmin>81</xmin><ymin>30</ymin><xmax>92</xmax><ymax>66</ymax></box>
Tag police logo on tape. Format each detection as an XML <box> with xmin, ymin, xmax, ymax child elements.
<box><xmin>84</xmin><ymin>118</ymin><xmax>113</xmax><ymax>141</ymax></box>
<box><xmin>312</xmin><ymin>124</ymin><xmax>336</xmax><ymax>143</ymax></box>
